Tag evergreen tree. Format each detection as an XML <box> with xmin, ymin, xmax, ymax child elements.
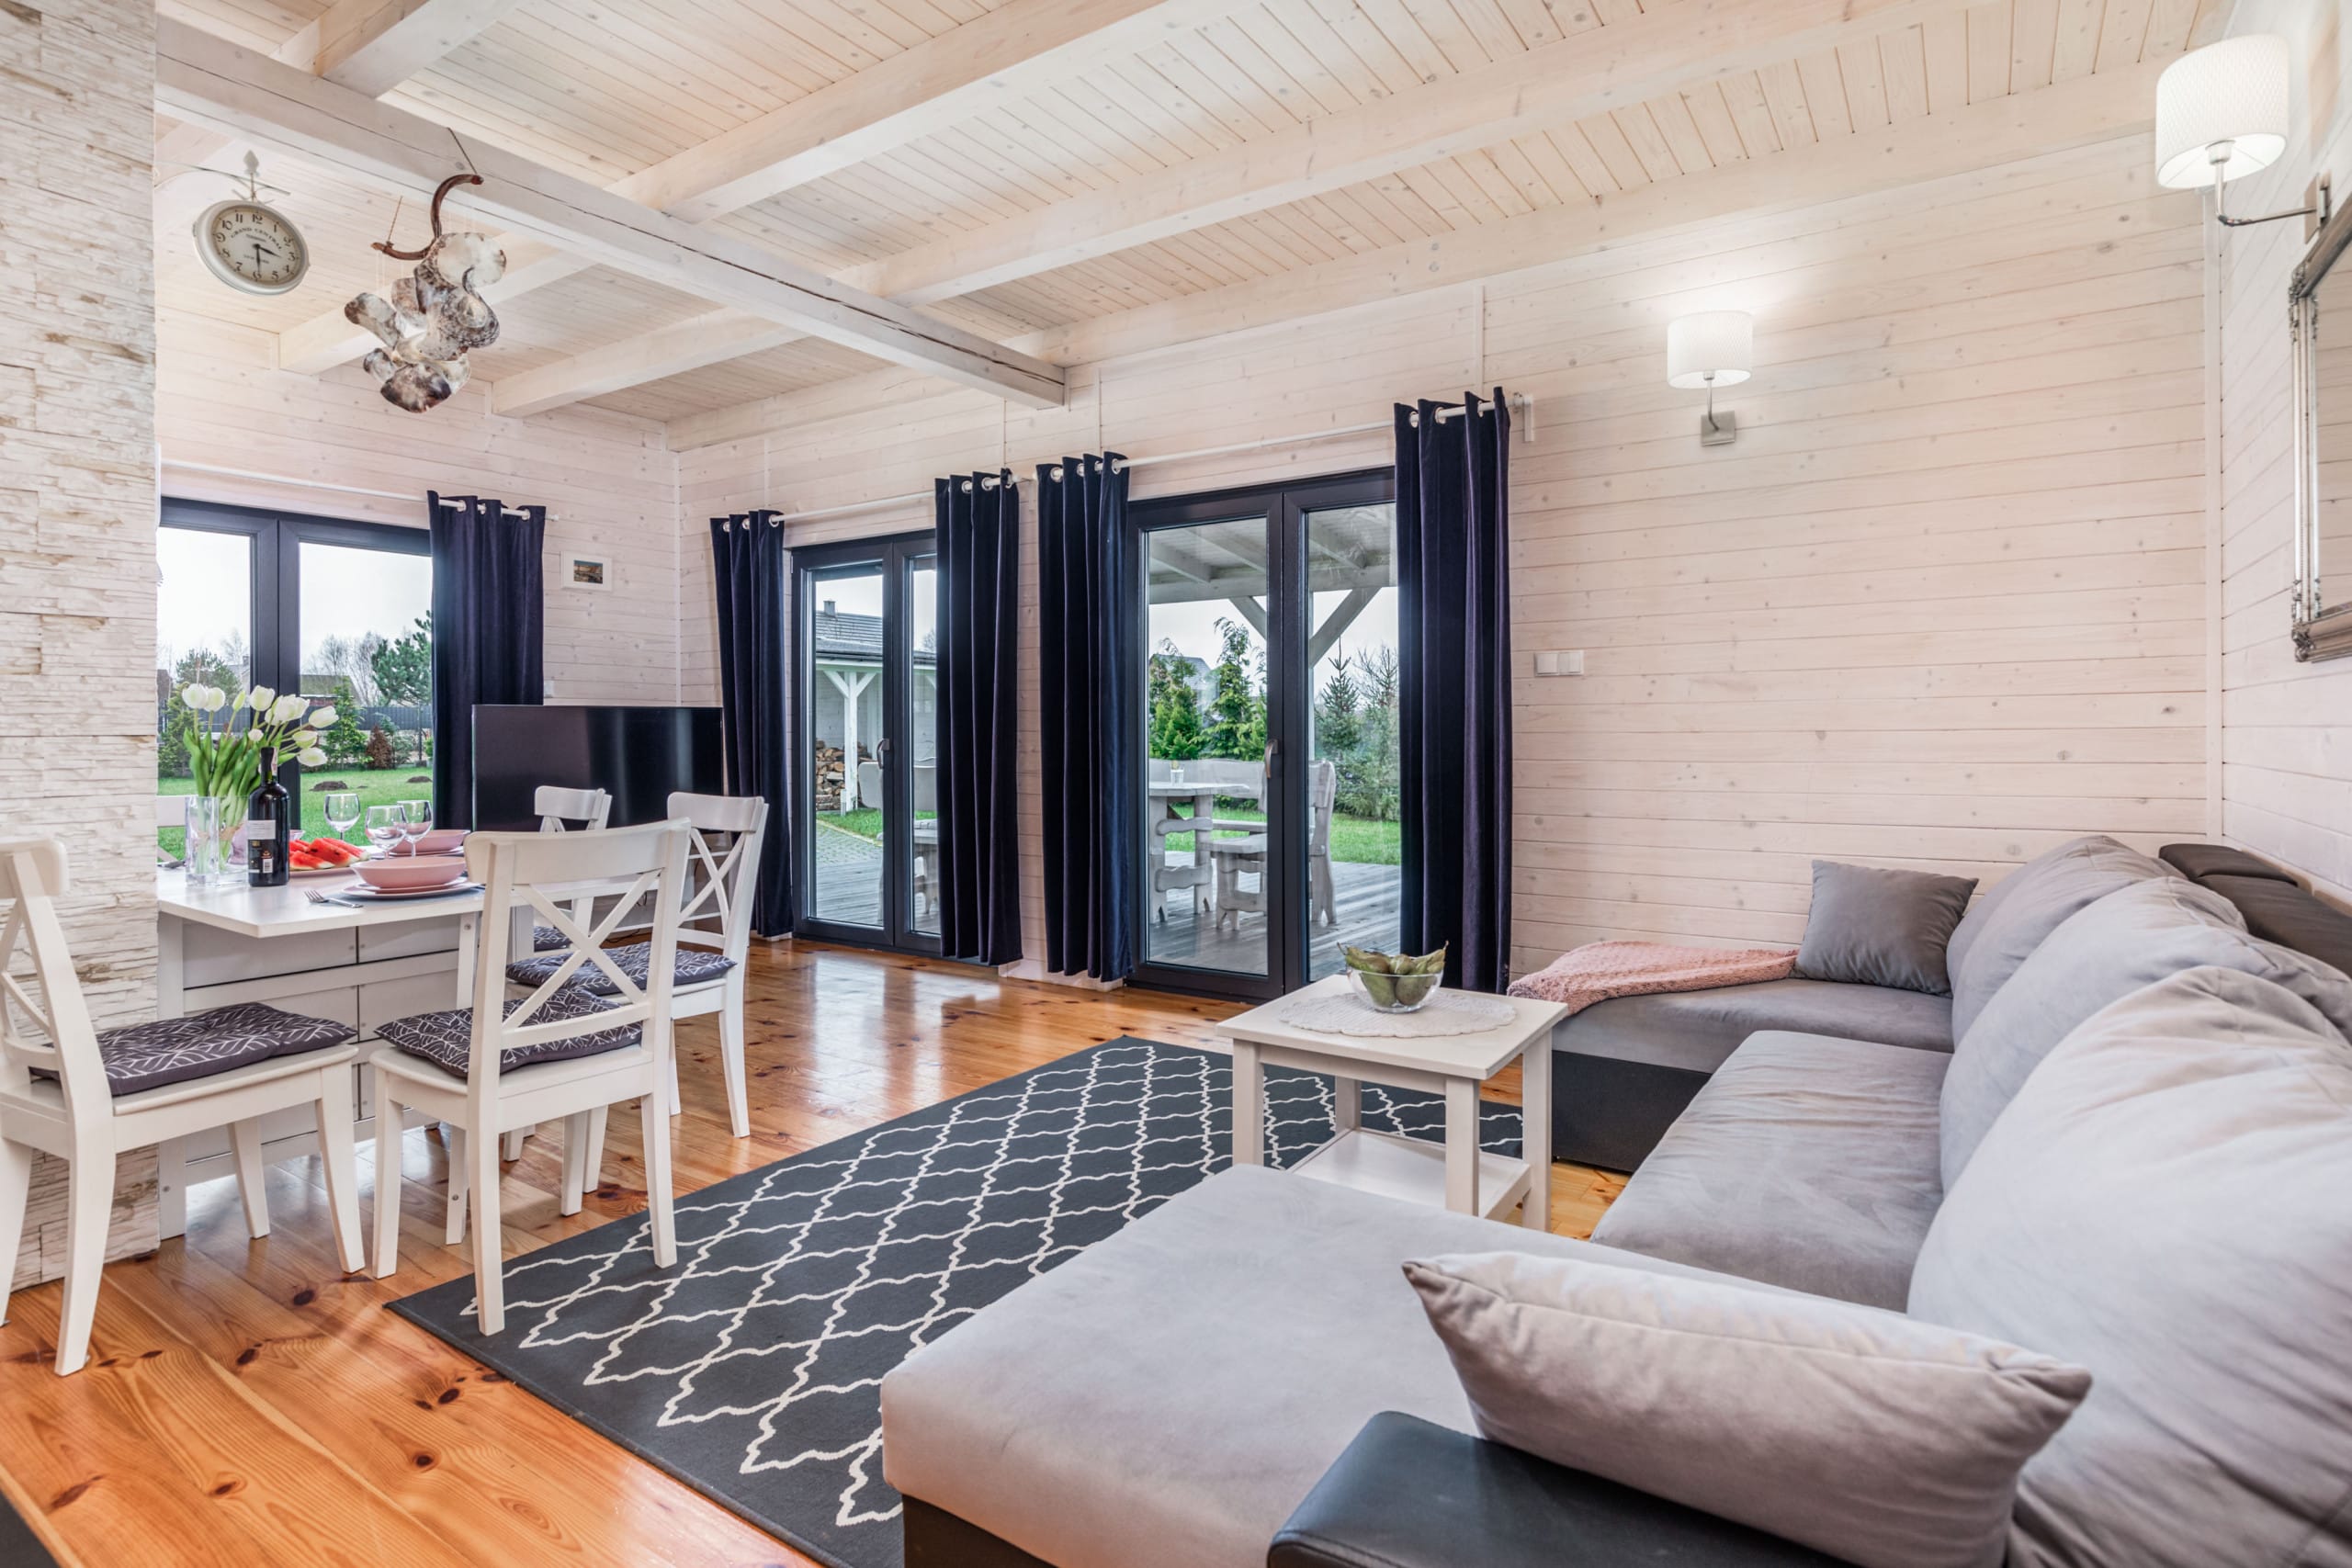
<box><xmin>1316</xmin><ymin>653</ymin><xmax>1362</xmax><ymax>757</ymax></box>
<box><xmin>321</xmin><ymin>678</ymin><xmax>370</xmax><ymax>766</ymax></box>
<box><xmin>1204</xmin><ymin>617</ymin><xmax>1267</xmax><ymax>759</ymax></box>
<box><xmin>1147</xmin><ymin>645</ymin><xmax>1208</xmax><ymax>761</ymax></box>
<box><xmin>370</xmin><ymin>615</ymin><xmax>434</xmax><ymax>763</ymax></box>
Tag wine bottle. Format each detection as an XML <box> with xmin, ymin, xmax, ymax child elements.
<box><xmin>246</xmin><ymin>743</ymin><xmax>292</xmax><ymax>887</ymax></box>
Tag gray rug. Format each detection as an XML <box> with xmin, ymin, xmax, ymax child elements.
<box><xmin>389</xmin><ymin>1036</ymin><xmax>1520</xmax><ymax>1568</ymax></box>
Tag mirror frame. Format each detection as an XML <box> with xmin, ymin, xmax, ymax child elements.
<box><xmin>2290</xmin><ymin>194</ymin><xmax>2352</xmax><ymax>660</ymax></box>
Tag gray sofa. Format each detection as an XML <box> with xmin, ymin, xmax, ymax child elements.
<box><xmin>880</xmin><ymin>836</ymin><xmax>2352</xmax><ymax>1567</ymax></box>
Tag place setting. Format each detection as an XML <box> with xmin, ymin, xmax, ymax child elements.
<box><xmin>315</xmin><ymin>798</ymin><xmax>479</xmax><ymax>904</ymax></box>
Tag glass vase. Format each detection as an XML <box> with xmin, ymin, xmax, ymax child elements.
<box><xmin>184</xmin><ymin>795</ymin><xmax>232</xmax><ymax>887</ymax></box>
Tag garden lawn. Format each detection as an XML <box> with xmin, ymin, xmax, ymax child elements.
<box><xmin>157</xmin><ymin>767</ymin><xmax>438</xmax><ymax>854</ymax></box>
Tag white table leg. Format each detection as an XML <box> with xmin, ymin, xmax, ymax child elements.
<box><xmin>1520</xmin><ymin>1039</ymin><xmax>1552</xmax><ymax>1232</ymax></box>
<box><xmin>1443</xmin><ymin>1077</ymin><xmax>1479</xmax><ymax>1215</ymax></box>
<box><xmin>1231</xmin><ymin>1042</ymin><xmax>1264</xmax><ymax>1167</ymax></box>
<box><xmin>155</xmin><ymin>913</ymin><xmax>190</xmax><ymax>1242</ymax></box>
<box><xmin>1331</xmin><ymin>1075</ymin><xmax>1359</xmax><ymax>1133</ymax></box>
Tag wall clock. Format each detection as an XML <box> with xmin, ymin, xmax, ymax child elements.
<box><xmin>191</xmin><ymin>154</ymin><xmax>310</xmax><ymax>296</ymax></box>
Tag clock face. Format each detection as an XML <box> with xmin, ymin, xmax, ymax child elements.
<box><xmin>194</xmin><ymin>201</ymin><xmax>310</xmax><ymax>296</ymax></box>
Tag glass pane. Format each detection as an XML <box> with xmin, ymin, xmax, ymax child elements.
<box><xmin>296</xmin><ymin>540</ymin><xmax>434</xmax><ymax>843</ymax></box>
<box><xmin>909</xmin><ymin>558</ymin><xmax>941</xmax><ymax>937</ymax></box>
<box><xmin>1143</xmin><ymin>516</ymin><xmax>1272</xmax><ymax>977</ymax></box>
<box><xmin>156</xmin><ymin>526</ymin><xmax>254</xmax><ymax>857</ymax></box>
<box><xmin>809</xmin><ymin>565</ymin><xmax>887</xmax><ymax>928</ymax></box>
<box><xmin>1305</xmin><ymin>502</ymin><xmax>1401</xmax><ymax>980</ymax></box>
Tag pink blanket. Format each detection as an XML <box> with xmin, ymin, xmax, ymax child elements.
<box><xmin>1507</xmin><ymin>940</ymin><xmax>1797</xmax><ymax>1016</ymax></box>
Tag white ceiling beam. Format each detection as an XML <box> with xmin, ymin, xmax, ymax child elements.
<box><xmin>492</xmin><ymin>310</ymin><xmax>801</xmax><ymax>418</ymax></box>
<box><xmin>664</xmin><ymin>62</ymin><xmax>2162</xmax><ymax>448</ymax></box>
<box><xmin>270</xmin><ymin>0</ymin><xmax>1243</xmax><ymax>377</ymax></box>
<box><xmin>154</xmin><ymin>19</ymin><xmax>1065</xmax><ymax>409</ymax></box>
<box><xmin>489</xmin><ymin>0</ymin><xmax>1973</xmax><ymax>420</ymax></box>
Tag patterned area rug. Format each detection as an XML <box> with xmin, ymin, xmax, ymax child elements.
<box><xmin>389</xmin><ymin>1036</ymin><xmax>1521</xmax><ymax>1568</ymax></box>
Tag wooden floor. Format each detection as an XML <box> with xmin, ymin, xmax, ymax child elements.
<box><xmin>0</xmin><ymin>941</ymin><xmax>1623</xmax><ymax>1568</ymax></box>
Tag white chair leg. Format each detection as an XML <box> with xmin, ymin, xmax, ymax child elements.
<box><xmin>469</xmin><ymin>1125</ymin><xmax>505</xmax><ymax>1335</ymax></box>
<box><xmin>316</xmin><ymin>1068</ymin><xmax>365</xmax><ymax>1274</ymax></box>
<box><xmin>228</xmin><ymin>1117</ymin><xmax>270</xmax><ymax>1239</ymax></box>
<box><xmin>371</xmin><ymin>1082</ymin><xmax>404</xmax><ymax>1280</ymax></box>
<box><xmin>502</xmin><ymin>1128</ymin><xmax>528</xmax><ymax>1161</ymax></box>
<box><xmin>559</xmin><ymin>1112</ymin><xmax>590</xmax><ymax>1217</ymax></box>
<box><xmin>667</xmin><ymin>1048</ymin><xmax>683</xmax><ymax>1118</ymax></box>
<box><xmin>54</xmin><ymin>1149</ymin><xmax>115</xmax><ymax>1376</ymax></box>
<box><xmin>639</xmin><ymin>1091</ymin><xmax>676</xmax><ymax>1269</ymax></box>
<box><xmin>582</xmin><ymin>1106</ymin><xmax>607</xmax><ymax>1191</ymax></box>
<box><xmin>718</xmin><ymin>1001</ymin><xmax>750</xmax><ymax>1139</ymax></box>
<box><xmin>444</xmin><ymin>1126</ymin><xmax>469</xmax><ymax>1246</ymax></box>
<box><xmin>0</xmin><ymin>1138</ymin><xmax>32</xmax><ymax>1326</ymax></box>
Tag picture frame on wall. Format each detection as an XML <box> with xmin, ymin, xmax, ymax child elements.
<box><xmin>565</xmin><ymin>553</ymin><xmax>613</xmax><ymax>592</ymax></box>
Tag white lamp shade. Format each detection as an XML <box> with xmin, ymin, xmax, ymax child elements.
<box><xmin>1667</xmin><ymin>310</ymin><xmax>1752</xmax><ymax>390</ymax></box>
<box><xmin>2154</xmin><ymin>34</ymin><xmax>2290</xmax><ymax>188</ymax></box>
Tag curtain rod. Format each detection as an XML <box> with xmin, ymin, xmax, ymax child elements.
<box><xmin>162</xmin><ymin>457</ymin><xmax>548</xmax><ymax>519</ymax></box>
<box><xmin>768</xmin><ymin>394</ymin><xmax>1532</xmax><ymax>526</ymax></box>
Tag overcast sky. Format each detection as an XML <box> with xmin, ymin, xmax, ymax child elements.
<box><xmin>157</xmin><ymin>527</ymin><xmax>433</xmax><ymax>678</ymax></box>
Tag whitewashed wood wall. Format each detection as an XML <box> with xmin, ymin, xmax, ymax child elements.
<box><xmin>679</xmin><ymin>130</ymin><xmax>2211</xmax><ymax>979</ymax></box>
<box><xmin>3</xmin><ymin>0</ymin><xmax>163</xmax><ymax>1289</ymax></box>
<box><xmin>2214</xmin><ymin>0</ymin><xmax>2352</xmax><ymax>904</ymax></box>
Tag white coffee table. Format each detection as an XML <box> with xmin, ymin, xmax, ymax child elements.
<box><xmin>1221</xmin><ymin>974</ymin><xmax>1568</xmax><ymax>1227</ymax></box>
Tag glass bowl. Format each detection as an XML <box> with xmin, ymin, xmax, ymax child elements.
<box><xmin>1346</xmin><ymin>965</ymin><xmax>1442</xmax><ymax>1013</ymax></box>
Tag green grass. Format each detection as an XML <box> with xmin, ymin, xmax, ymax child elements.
<box><xmin>820</xmin><ymin>803</ymin><xmax>1399</xmax><ymax>863</ymax></box>
<box><xmin>158</xmin><ymin>767</ymin><xmax>435</xmax><ymax>854</ymax></box>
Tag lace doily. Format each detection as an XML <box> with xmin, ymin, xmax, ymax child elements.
<box><xmin>1272</xmin><ymin>987</ymin><xmax>1518</xmax><ymax>1038</ymax></box>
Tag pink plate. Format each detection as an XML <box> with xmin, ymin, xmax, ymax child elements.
<box><xmin>355</xmin><ymin>857</ymin><xmax>469</xmax><ymax>892</ymax></box>
<box><xmin>413</xmin><ymin>829</ymin><xmax>468</xmax><ymax>855</ymax></box>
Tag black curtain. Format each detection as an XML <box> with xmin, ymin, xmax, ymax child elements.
<box><xmin>1396</xmin><ymin>393</ymin><xmax>1513</xmax><ymax>992</ymax></box>
<box><xmin>1037</xmin><ymin>454</ymin><xmax>1135</xmax><ymax>980</ymax></box>
<box><xmin>710</xmin><ymin>512</ymin><xmax>793</xmax><ymax>938</ymax></box>
<box><xmin>934</xmin><ymin>471</ymin><xmax>1023</xmax><ymax>964</ymax></box>
<box><xmin>428</xmin><ymin>492</ymin><xmax>545</xmax><ymax>829</ymax></box>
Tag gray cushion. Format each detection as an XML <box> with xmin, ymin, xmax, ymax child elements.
<box><xmin>1944</xmin><ymin>835</ymin><xmax>2173</xmax><ymax>1041</ymax></box>
<box><xmin>1939</xmin><ymin>876</ymin><xmax>2352</xmax><ymax>1188</ymax></box>
<box><xmin>504</xmin><ymin>942</ymin><xmax>736</xmax><ymax>996</ymax></box>
<box><xmin>1589</xmin><ymin>1031</ymin><xmax>1948</xmax><ymax>1308</ymax></box>
<box><xmin>70</xmin><ymin>1003</ymin><xmax>354</xmax><ymax>1096</ymax></box>
<box><xmin>881</xmin><ymin>1165</ymin><xmax>1775</xmax><ymax>1568</ymax></box>
<box><xmin>1793</xmin><ymin>860</ymin><xmax>1977</xmax><ymax>995</ymax></box>
<box><xmin>531</xmin><ymin>923</ymin><xmax>568</xmax><ymax>953</ymax></box>
<box><xmin>378</xmin><ymin>988</ymin><xmax>641</xmax><ymax>1077</ymax></box>
<box><xmin>1407</xmin><ymin>1251</ymin><xmax>2088</xmax><ymax>1568</ymax></box>
<box><xmin>1910</xmin><ymin>966</ymin><xmax>2352</xmax><ymax>1568</ymax></box>
<box><xmin>1555</xmin><ymin>977</ymin><xmax>1952</xmax><ymax>1077</ymax></box>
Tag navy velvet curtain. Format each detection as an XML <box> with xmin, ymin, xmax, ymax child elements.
<box><xmin>427</xmin><ymin>492</ymin><xmax>544</xmax><ymax>829</ymax></box>
<box><xmin>1396</xmin><ymin>393</ymin><xmax>1514</xmax><ymax>992</ymax></box>
<box><xmin>934</xmin><ymin>471</ymin><xmax>1023</xmax><ymax>964</ymax></box>
<box><xmin>1037</xmin><ymin>454</ymin><xmax>1135</xmax><ymax>980</ymax></box>
<box><xmin>711</xmin><ymin>512</ymin><xmax>794</xmax><ymax>938</ymax></box>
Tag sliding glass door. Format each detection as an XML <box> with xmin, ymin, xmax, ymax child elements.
<box><xmin>792</xmin><ymin>533</ymin><xmax>940</xmax><ymax>954</ymax></box>
<box><xmin>1132</xmin><ymin>471</ymin><xmax>1400</xmax><ymax>999</ymax></box>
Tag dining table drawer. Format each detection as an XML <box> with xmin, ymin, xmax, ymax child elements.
<box><xmin>359</xmin><ymin>967</ymin><xmax>462</xmax><ymax>1040</ymax></box>
<box><xmin>183</xmin><ymin>921</ymin><xmax>360</xmax><ymax>987</ymax></box>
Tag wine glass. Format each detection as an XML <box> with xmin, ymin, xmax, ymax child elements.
<box><xmin>398</xmin><ymin>798</ymin><xmax>433</xmax><ymax>856</ymax></box>
<box><xmin>323</xmin><ymin>791</ymin><xmax>360</xmax><ymax>847</ymax></box>
<box><xmin>363</xmin><ymin>805</ymin><xmax>405</xmax><ymax>858</ymax></box>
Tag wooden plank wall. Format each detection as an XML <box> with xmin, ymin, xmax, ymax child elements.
<box><xmin>2214</xmin><ymin>0</ymin><xmax>2352</xmax><ymax>904</ymax></box>
<box><xmin>679</xmin><ymin>131</ymin><xmax>2211</xmax><ymax>982</ymax></box>
<box><xmin>155</xmin><ymin>312</ymin><xmax>684</xmax><ymax>707</ymax></box>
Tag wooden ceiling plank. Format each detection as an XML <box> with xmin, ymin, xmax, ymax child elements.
<box><xmin>1681</xmin><ymin>82</ymin><xmax>1751</xmax><ymax>164</ymax></box>
<box><xmin>155</xmin><ymin>18</ymin><xmax>1066</xmax><ymax>407</ymax></box>
<box><xmin>2093</xmin><ymin>0</ymin><xmax>2153</xmax><ymax>73</ymax></box>
<box><xmin>1881</xmin><ymin>26</ymin><xmax>1934</xmax><ymax>119</ymax></box>
<box><xmin>1795</xmin><ymin>50</ymin><xmax>1855</xmax><ymax>138</ymax></box>
<box><xmin>2049</xmin><ymin>0</ymin><xmax>2107</xmax><ymax>82</ymax></box>
<box><xmin>2011</xmin><ymin>0</ymin><xmax>2060</xmax><ymax>89</ymax></box>
<box><xmin>1923</xmin><ymin>8</ymin><xmax>1972</xmax><ymax>108</ymax></box>
<box><xmin>1645</xmin><ymin>91</ymin><xmax>1718</xmax><ymax>174</ymax></box>
<box><xmin>1966</xmin><ymin>1</ymin><xmax>2014</xmax><ymax>103</ymax></box>
<box><xmin>1839</xmin><ymin>39</ymin><xmax>1893</xmax><ymax>129</ymax></box>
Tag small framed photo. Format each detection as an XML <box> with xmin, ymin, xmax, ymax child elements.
<box><xmin>565</xmin><ymin>553</ymin><xmax>612</xmax><ymax>592</ymax></box>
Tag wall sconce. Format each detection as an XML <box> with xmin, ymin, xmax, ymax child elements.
<box><xmin>2155</xmin><ymin>35</ymin><xmax>2328</xmax><ymax>230</ymax></box>
<box><xmin>1668</xmin><ymin>310</ymin><xmax>1751</xmax><ymax>446</ymax></box>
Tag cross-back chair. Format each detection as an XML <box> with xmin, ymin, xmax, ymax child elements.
<box><xmin>0</xmin><ymin>838</ymin><xmax>364</xmax><ymax>1373</ymax></box>
<box><xmin>369</xmin><ymin>820</ymin><xmax>688</xmax><ymax>1335</ymax></box>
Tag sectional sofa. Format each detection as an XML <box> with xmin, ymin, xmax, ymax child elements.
<box><xmin>879</xmin><ymin>837</ymin><xmax>2352</xmax><ymax>1567</ymax></box>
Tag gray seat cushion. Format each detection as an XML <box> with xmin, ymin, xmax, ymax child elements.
<box><xmin>503</xmin><ymin>942</ymin><xmax>736</xmax><ymax>996</ymax></box>
<box><xmin>65</xmin><ymin>1003</ymin><xmax>355</xmax><ymax>1096</ymax></box>
<box><xmin>1588</xmin><ymin>1032</ymin><xmax>1948</xmax><ymax>1309</ymax></box>
<box><xmin>1944</xmin><ymin>835</ymin><xmax>2173</xmax><ymax>1041</ymax></box>
<box><xmin>377</xmin><ymin>988</ymin><xmax>640</xmax><ymax>1076</ymax></box>
<box><xmin>1940</xmin><ymin>875</ymin><xmax>2352</xmax><ymax>1188</ymax></box>
<box><xmin>881</xmin><ymin>1165</ymin><xmax>1770</xmax><ymax>1568</ymax></box>
<box><xmin>1553</xmin><ymin>977</ymin><xmax>1953</xmax><ymax>1077</ymax></box>
<box><xmin>1910</xmin><ymin>966</ymin><xmax>2352</xmax><ymax>1568</ymax></box>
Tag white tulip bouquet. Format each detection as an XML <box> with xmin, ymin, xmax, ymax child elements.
<box><xmin>175</xmin><ymin>683</ymin><xmax>337</xmax><ymax>805</ymax></box>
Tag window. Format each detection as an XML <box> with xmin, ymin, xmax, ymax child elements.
<box><xmin>156</xmin><ymin>500</ymin><xmax>433</xmax><ymax>848</ymax></box>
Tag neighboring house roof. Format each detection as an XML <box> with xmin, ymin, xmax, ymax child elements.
<box><xmin>813</xmin><ymin>607</ymin><xmax>935</xmax><ymax>666</ymax></box>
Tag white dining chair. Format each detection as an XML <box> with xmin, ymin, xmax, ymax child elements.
<box><xmin>528</xmin><ymin>785</ymin><xmax>613</xmax><ymax>953</ymax></box>
<box><xmin>0</xmin><ymin>837</ymin><xmax>366</xmax><ymax>1374</ymax></box>
<box><xmin>153</xmin><ymin>795</ymin><xmax>188</xmax><ymax>829</ymax></box>
<box><xmin>369</xmin><ymin>819</ymin><xmax>689</xmax><ymax>1335</ymax></box>
<box><xmin>517</xmin><ymin>793</ymin><xmax>767</xmax><ymax>1158</ymax></box>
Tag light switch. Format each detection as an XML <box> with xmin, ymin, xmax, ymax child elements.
<box><xmin>1534</xmin><ymin>649</ymin><xmax>1585</xmax><ymax>677</ymax></box>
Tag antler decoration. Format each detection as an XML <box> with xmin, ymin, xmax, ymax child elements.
<box><xmin>345</xmin><ymin>174</ymin><xmax>505</xmax><ymax>413</ymax></box>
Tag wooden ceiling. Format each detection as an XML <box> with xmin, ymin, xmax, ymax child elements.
<box><xmin>153</xmin><ymin>0</ymin><xmax>2225</xmax><ymax>440</ymax></box>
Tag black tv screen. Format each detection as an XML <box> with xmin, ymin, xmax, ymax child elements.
<box><xmin>471</xmin><ymin>705</ymin><xmax>725</xmax><ymax>830</ymax></box>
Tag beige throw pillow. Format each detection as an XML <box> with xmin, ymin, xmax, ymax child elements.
<box><xmin>1405</xmin><ymin>1251</ymin><xmax>2089</xmax><ymax>1568</ymax></box>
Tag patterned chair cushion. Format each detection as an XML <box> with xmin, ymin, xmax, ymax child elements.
<box><xmin>503</xmin><ymin>942</ymin><xmax>737</xmax><ymax>998</ymax></box>
<box><xmin>41</xmin><ymin>1003</ymin><xmax>356</xmax><ymax>1097</ymax></box>
<box><xmin>532</xmin><ymin>924</ymin><xmax>569</xmax><ymax>953</ymax></box>
<box><xmin>377</xmin><ymin>988</ymin><xmax>642</xmax><ymax>1077</ymax></box>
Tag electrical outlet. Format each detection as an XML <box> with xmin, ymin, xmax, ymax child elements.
<box><xmin>1534</xmin><ymin>649</ymin><xmax>1585</xmax><ymax>677</ymax></box>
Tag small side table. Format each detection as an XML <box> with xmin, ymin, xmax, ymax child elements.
<box><xmin>1221</xmin><ymin>975</ymin><xmax>1567</xmax><ymax>1226</ymax></box>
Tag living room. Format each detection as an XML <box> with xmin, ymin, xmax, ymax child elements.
<box><xmin>2</xmin><ymin>0</ymin><xmax>2348</xmax><ymax>1563</ymax></box>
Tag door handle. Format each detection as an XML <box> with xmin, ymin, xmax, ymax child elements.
<box><xmin>1263</xmin><ymin>738</ymin><xmax>1279</xmax><ymax>780</ymax></box>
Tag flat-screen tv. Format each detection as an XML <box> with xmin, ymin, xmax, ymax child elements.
<box><xmin>471</xmin><ymin>705</ymin><xmax>725</xmax><ymax>830</ymax></box>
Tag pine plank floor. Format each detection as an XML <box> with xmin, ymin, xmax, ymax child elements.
<box><xmin>0</xmin><ymin>941</ymin><xmax>1624</xmax><ymax>1567</ymax></box>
